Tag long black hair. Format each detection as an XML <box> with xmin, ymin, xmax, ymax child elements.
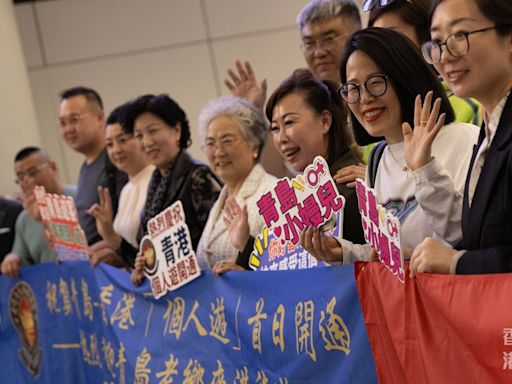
<box><xmin>339</xmin><ymin>27</ymin><xmax>454</xmax><ymax>145</ymax></box>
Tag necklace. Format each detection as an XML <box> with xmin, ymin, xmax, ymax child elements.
<box><xmin>387</xmin><ymin>146</ymin><xmax>408</xmax><ymax>172</ymax></box>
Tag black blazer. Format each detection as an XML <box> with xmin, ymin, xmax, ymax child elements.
<box><xmin>120</xmin><ymin>151</ymin><xmax>222</xmax><ymax>266</ymax></box>
<box><xmin>458</xmin><ymin>93</ymin><xmax>512</xmax><ymax>273</ymax></box>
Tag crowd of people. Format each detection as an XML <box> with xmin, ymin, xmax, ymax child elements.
<box><xmin>1</xmin><ymin>0</ymin><xmax>512</xmax><ymax>283</ymax></box>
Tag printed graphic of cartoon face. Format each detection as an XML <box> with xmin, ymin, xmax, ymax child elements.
<box><xmin>142</xmin><ymin>239</ymin><xmax>156</xmax><ymax>270</ymax></box>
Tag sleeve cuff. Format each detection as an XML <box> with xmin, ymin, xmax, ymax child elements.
<box><xmin>450</xmin><ymin>250</ymin><xmax>466</xmax><ymax>274</ymax></box>
<box><xmin>235</xmin><ymin>236</ymin><xmax>255</xmax><ymax>271</ymax></box>
<box><xmin>411</xmin><ymin>157</ymin><xmax>441</xmax><ymax>184</ymax></box>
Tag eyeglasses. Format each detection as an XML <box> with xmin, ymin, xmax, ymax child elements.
<box><xmin>300</xmin><ymin>34</ymin><xmax>346</xmax><ymax>55</ymax></box>
<box><xmin>338</xmin><ymin>75</ymin><xmax>388</xmax><ymax>104</ymax></box>
<box><xmin>361</xmin><ymin>0</ymin><xmax>412</xmax><ymax>12</ymax></box>
<box><xmin>57</xmin><ymin>112</ymin><xmax>90</xmax><ymax>129</ymax></box>
<box><xmin>201</xmin><ymin>136</ymin><xmax>240</xmax><ymax>155</ymax></box>
<box><xmin>15</xmin><ymin>163</ymin><xmax>49</xmax><ymax>184</ymax></box>
<box><xmin>421</xmin><ymin>26</ymin><xmax>496</xmax><ymax>64</ymax></box>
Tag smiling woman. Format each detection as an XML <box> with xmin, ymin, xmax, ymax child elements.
<box><xmin>119</xmin><ymin>94</ymin><xmax>222</xmax><ymax>269</ymax></box>
<box><xmin>408</xmin><ymin>0</ymin><xmax>512</xmax><ymax>275</ymax></box>
<box><xmin>195</xmin><ymin>96</ymin><xmax>276</xmax><ymax>271</ymax></box>
<box><xmin>265</xmin><ymin>68</ymin><xmax>365</xmax><ymax>245</ymax></box>
<box><xmin>89</xmin><ymin>104</ymin><xmax>155</xmax><ymax>249</ymax></box>
<box><xmin>301</xmin><ymin>27</ymin><xmax>478</xmax><ymax>266</ymax></box>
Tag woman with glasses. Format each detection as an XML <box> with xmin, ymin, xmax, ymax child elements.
<box><xmin>194</xmin><ymin>96</ymin><xmax>276</xmax><ymax>274</ymax></box>
<box><xmin>266</xmin><ymin>68</ymin><xmax>365</xmax><ymax>246</ymax></box>
<box><xmin>410</xmin><ymin>0</ymin><xmax>512</xmax><ymax>275</ymax></box>
<box><xmin>301</xmin><ymin>28</ymin><xmax>478</xmax><ymax>264</ymax></box>
<box><xmin>365</xmin><ymin>0</ymin><xmax>482</xmax><ymax>126</ymax></box>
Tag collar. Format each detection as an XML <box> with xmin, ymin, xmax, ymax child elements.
<box><xmin>483</xmin><ymin>92</ymin><xmax>510</xmax><ymax>144</ymax></box>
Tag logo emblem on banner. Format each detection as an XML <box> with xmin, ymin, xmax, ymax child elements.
<box><xmin>9</xmin><ymin>282</ymin><xmax>42</xmax><ymax>377</ymax></box>
<box><xmin>140</xmin><ymin>201</ymin><xmax>201</xmax><ymax>298</ymax></box>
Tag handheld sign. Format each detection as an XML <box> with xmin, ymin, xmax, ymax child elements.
<box><xmin>34</xmin><ymin>186</ymin><xmax>89</xmax><ymax>261</ymax></box>
<box><xmin>140</xmin><ymin>201</ymin><xmax>201</xmax><ymax>299</ymax></box>
<box><xmin>250</xmin><ymin>156</ymin><xmax>344</xmax><ymax>271</ymax></box>
<box><xmin>355</xmin><ymin>178</ymin><xmax>404</xmax><ymax>282</ymax></box>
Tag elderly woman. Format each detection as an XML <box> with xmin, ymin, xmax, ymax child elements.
<box><xmin>196</xmin><ymin>96</ymin><xmax>276</xmax><ymax>273</ymax></box>
<box><xmin>125</xmin><ymin>94</ymin><xmax>222</xmax><ymax>276</ymax></box>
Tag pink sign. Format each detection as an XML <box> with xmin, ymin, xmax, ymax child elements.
<box><xmin>355</xmin><ymin>179</ymin><xmax>404</xmax><ymax>282</ymax></box>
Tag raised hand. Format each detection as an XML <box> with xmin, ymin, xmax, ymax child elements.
<box><xmin>87</xmin><ymin>186</ymin><xmax>121</xmax><ymax>249</ymax></box>
<box><xmin>222</xmin><ymin>196</ymin><xmax>250</xmax><ymax>252</ymax></box>
<box><xmin>402</xmin><ymin>91</ymin><xmax>445</xmax><ymax>171</ymax></box>
<box><xmin>224</xmin><ymin>60</ymin><xmax>267</xmax><ymax>110</ymax></box>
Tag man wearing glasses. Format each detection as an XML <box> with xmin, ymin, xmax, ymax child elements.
<box><xmin>224</xmin><ymin>0</ymin><xmax>366</xmax><ymax>179</ymax></box>
<box><xmin>297</xmin><ymin>0</ymin><xmax>362</xmax><ymax>86</ymax></box>
<box><xmin>58</xmin><ymin>87</ymin><xmax>127</xmax><ymax>246</ymax></box>
<box><xmin>1</xmin><ymin>147</ymin><xmax>76</xmax><ymax>277</ymax></box>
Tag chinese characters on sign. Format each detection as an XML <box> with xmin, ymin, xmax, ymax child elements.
<box><xmin>34</xmin><ymin>185</ymin><xmax>88</xmax><ymax>261</ymax></box>
<box><xmin>251</xmin><ymin>157</ymin><xmax>345</xmax><ymax>271</ymax></box>
<box><xmin>355</xmin><ymin>179</ymin><xmax>404</xmax><ymax>282</ymax></box>
<box><xmin>140</xmin><ymin>201</ymin><xmax>201</xmax><ymax>298</ymax></box>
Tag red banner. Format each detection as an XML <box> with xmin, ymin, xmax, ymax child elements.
<box><xmin>355</xmin><ymin>262</ymin><xmax>512</xmax><ymax>384</ymax></box>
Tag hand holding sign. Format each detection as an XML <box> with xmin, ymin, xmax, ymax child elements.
<box><xmin>300</xmin><ymin>227</ymin><xmax>344</xmax><ymax>263</ymax></box>
<box><xmin>137</xmin><ymin>201</ymin><xmax>201</xmax><ymax>299</ymax></box>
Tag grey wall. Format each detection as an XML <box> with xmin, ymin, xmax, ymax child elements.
<box><xmin>13</xmin><ymin>0</ymin><xmax>367</xmax><ymax>187</ymax></box>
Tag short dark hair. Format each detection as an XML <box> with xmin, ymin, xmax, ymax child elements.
<box><xmin>340</xmin><ymin>27</ymin><xmax>455</xmax><ymax>146</ymax></box>
<box><xmin>125</xmin><ymin>94</ymin><xmax>191</xmax><ymax>149</ymax></box>
<box><xmin>106</xmin><ymin>102</ymin><xmax>130</xmax><ymax>131</ymax></box>
<box><xmin>430</xmin><ymin>0</ymin><xmax>512</xmax><ymax>37</ymax></box>
<box><xmin>368</xmin><ymin>0</ymin><xmax>430</xmax><ymax>44</ymax></box>
<box><xmin>265</xmin><ymin>68</ymin><xmax>355</xmax><ymax>166</ymax></box>
<box><xmin>59</xmin><ymin>86</ymin><xmax>104</xmax><ymax>110</ymax></box>
<box><xmin>14</xmin><ymin>146</ymin><xmax>42</xmax><ymax>162</ymax></box>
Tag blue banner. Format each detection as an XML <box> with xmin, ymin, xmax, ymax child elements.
<box><xmin>0</xmin><ymin>262</ymin><xmax>377</xmax><ymax>383</ymax></box>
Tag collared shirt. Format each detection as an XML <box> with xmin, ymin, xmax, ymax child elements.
<box><xmin>467</xmin><ymin>92</ymin><xmax>509</xmax><ymax>205</ymax></box>
<box><xmin>451</xmin><ymin>92</ymin><xmax>510</xmax><ymax>274</ymax></box>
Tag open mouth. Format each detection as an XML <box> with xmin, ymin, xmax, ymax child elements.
<box><xmin>282</xmin><ymin>147</ymin><xmax>300</xmax><ymax>160</ymax></box>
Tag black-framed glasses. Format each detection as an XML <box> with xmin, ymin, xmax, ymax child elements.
<box><xmin>338</xmin><ymin>75</ymin><xmax>388</xmax><ymax>104</ymax></box>
<box><xmin>421</xmin><ymin>26</ymin><xmax>496</xmax><ymax>64</ymax></box>
<box><xmin>361</xmin><ymin>0</ymin><xmax>412</xmax><ymax>12</ymax></box>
